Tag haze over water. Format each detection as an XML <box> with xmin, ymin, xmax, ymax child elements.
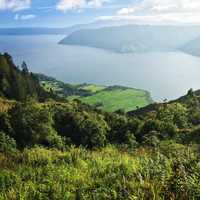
<box><xmin>1</xmin><ymin>35</ymin><xmax>200</xmax><ymax>101</ymax></box>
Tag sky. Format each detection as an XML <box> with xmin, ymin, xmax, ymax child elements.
<box><xmin>0</xmin><ymin>0</ymin><xmax>200</xmax><ymax>27</ymax></box>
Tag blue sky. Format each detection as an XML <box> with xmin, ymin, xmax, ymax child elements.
<box><xmin>0</xmin><ymin>0</ymin><xmax>133</xmax><ymax>27</ymax></box>
<box><xmin>0</xmin><ymin>0</ymin><xmax>200</xmax><ymax>27</ymax></box>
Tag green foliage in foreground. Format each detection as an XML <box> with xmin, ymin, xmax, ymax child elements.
<box><xmin>1</xmin><ymin>89</ymin><xmax>200</xmax><ymax>199</ymax></box>
<box><xmin>1</xmin><ymin>88</ymin><xmax>200</xmax><ymax>151</ymax></box>
<box><xmin>1</xmin><ymin>144</ymin><xmax>200</xmax><ymax>200</ymax></box>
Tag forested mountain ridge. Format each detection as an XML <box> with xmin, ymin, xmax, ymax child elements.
<box><xmin>0</xmin><ymin>53</ymin><xmax>59</xmax><ymax>101</ymax></box>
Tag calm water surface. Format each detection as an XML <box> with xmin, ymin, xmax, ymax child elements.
<box><xmin>0</xmin><ymin>35</ymin><xmax>200</xmax><ymax>101</ymax></box>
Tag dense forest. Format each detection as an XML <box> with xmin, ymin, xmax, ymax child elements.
<box><xmin>1</xmin><ymin>53</ymin><xmax>200</xmax><ymax>199</ymax></box>
<box><xmin>0</xmin><ymin>53</ymin><xmax>60</xmax><ymax>102</ymax></box>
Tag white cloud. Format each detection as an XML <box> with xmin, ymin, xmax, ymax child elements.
<box><xmin>87</xmin><ymin>0</ymin><xmax>109</xmax><ymax>7</ymax></box>
<box><xmin>14</xmin><ymin>13</ymin><xmax>35</xmax><ymax>20</ymax></box>
<box><xmin>56</xmin><ymin>0</ymin><xmax>108</xmax><ymax>12</ymax></box>
<box><xmin>122</xmin><ymin>0</ymin><xmax>200</xmax><ymax>14</ymax></box>
<box><xmin>0</xmin><ymin>0</ymin><xmax>31</xmax><ymax>11</ymax></box>
<box><xmin>117</xmin><ymin>7</ymin><xmax>135</xmax><ymax>15</ymax></box>
<box><xmin>57</xmin><ymin>0</ymin><xmax>85</xmax><ymax>11</ymax></box>
<box><xmin>100</xmin><ymin>0</ymin><xmax>200</xmax><ymax>25</ymax></box>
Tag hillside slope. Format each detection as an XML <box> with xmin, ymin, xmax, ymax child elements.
<box><xmin>80</xmin><ymin>86</ymin><xmax>152</xmax><ymax>112</ymax></box>
<box><xmin>128</xmin><ymin>89</ymin><xmax>200</xmax><ymax>116</ymax></box>
<box><xmin>0</xmin><ymin>53</ymin><xmax>57</xmax><ymax>101</ymax></box>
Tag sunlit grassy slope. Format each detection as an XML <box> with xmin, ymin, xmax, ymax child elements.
<box><xmin>79</xmin><ymin>84</ymin><xmax>106</xmax><ymax>93</ymax></box>
<box><xmin>39</xmin><ymin>77</ymin><xmax>153</xmax><ymax>112</ymax></box>
<box><xmin>80</xmin><ymin>87</ymin><xmax>152</xmax><ymax>112</ymax></box>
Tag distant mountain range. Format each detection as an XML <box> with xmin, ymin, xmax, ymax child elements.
<box><xmin>0</xmin><ymin>27</ymin><xmax>70</xmax><ymax>35</ymax></box>
<box><xmin>2</xmin><ymin>23</ymin><xmax>200</xmax><ymax>56</ymax></box>
<box><xmin>0</xmin><ymin>20</ymin><xmax>137</xmax><ymax>36</ymax></box>
<box><xmin>60</xmin><ymin>25</ymin><xmax>200</xmax><ymax>54</ymax></box>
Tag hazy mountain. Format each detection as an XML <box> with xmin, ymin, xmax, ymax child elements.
<box><xmin>60</xmin><ymin>25</ymin><xmax>200</xmax><ymax>53</ymax></box>
<box><xmin>181</xmin><ymin>37</ymin><xmax>200</xmax><ymax>57</ymax></box>
<box><xmin>0</xmin><ymin>27</ymin><xmax>68</xmax><ymax>35</ymax></box>
<box><xmin>0</xmin><ymin>20</ymin><xmax>136</xmax><ymax>36</ymax></box>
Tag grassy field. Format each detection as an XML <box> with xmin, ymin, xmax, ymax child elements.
<box><xmin>39</xmin><ymin>77</ymin><xmax>153</xmax><ymax>112</ymax></box>
<box><xmin>79</xmin><ymin>84</ymin><xmax>106</xmax><ymax>93</ymax></box>
<box><xmin>80</xmin><ymin>87</ymin><xmax>152</xmax><ymax>112</ymax></box>
<box><xmin>0</xmin><ymin>144</ymin><xmax>193</xmax><ymax>200</ymax></box>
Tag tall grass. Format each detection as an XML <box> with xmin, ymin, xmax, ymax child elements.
<box><xmin>0</xmin><ymin>144</ymin><xmax>199</xmax><ymax>199</ymax></box>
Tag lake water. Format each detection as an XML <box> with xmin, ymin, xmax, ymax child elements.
<box><xmin>0</xmin><ymin>35</ymin><xmax>200</xmax><ymax>101</ymax></box>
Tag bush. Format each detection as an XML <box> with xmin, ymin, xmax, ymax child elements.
<box><xmin>54</xmin><ymin>109</ymin><xmax>109</xmax><ymax>148</ymax></box>
<box><xmin>0</xmin><ymin>132</ymin><xmax>16</xmax><ymax>153</ymax></box>
<box><xmin>10</xmin><ymin>103</ymin><xmax>66</xmax><ymax>149</ymax></box>
<box><xmin>157</xmin><ymin>103</ymin><xmax>188</xmax><ymax>129</ymax></box>
<box><xmin>143</xmin><ymin>133</ymin><xmax>160</xmax><ymax>148</ymax></box>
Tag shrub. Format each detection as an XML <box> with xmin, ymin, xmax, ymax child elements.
<box><xmin>10</xmin><ymin>103</ymin><xmax>66</xmax><ymax>149</ymax></box>
<box><xmin>0</xmin><ymin>131</ymin><xmax>16</xmax><ymax>153</ymax></box>
<box><xmin>54</xmin><ymin>109</ymin><xmax>109</xmax><ymax>148</ymax></box>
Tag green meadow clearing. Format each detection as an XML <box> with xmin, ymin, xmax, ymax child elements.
<box><xmin>40</xmin><ymin>78</ymin><xmax>153</xmax><ymax>112</ymax></box>
<box><xmin>80</xmin><ymin>87</ymin><xmax>152</xmax><ymax>112</ymax></box>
